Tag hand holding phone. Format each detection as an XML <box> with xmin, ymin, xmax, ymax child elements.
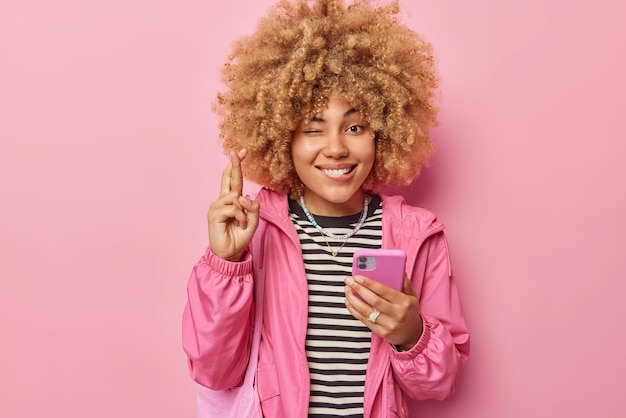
<box><xmin>349</xmin><ymin>248</ymin><xmax>423</xmax><ymax>349</ymax></box>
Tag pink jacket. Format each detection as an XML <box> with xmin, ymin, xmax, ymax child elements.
<box><xmin>183</xmin><ymin>188</ymin><xmax>469</xmax><ymax>418</ymax></box>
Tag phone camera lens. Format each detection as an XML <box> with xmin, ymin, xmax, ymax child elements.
<box><xmin>358</xmin><ymin>256</ymin><xmax>366</xmax><ymax>262</ymax></box>
<box><xmin>358</xmin><ymin>263</ymin><xmax>366</xmax><ymax>269</ymax></box>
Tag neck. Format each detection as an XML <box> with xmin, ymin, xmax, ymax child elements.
<box><xmin>299</xmin><ymin>194</ymin><xmax>370</xmax><ymax>242</ymax></box>
<box><xmin>301</xmin><ymin>190</ymin><xmax>366</xmax><ymax>217</ymax></box>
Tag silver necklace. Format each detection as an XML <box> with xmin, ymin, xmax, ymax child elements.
<box><xmin>299</xmin><ymin>196</ymin><xmax>369</xmax><ymax>256</ymax></box>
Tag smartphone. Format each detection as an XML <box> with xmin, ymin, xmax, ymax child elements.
<box><xmin>352</xmin><ymin>249</ymin><xmax>407</xmax><ymax>295</ymax></box>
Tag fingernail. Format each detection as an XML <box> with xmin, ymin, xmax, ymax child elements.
<box><xmin>344</xmin><ymin>276</ymin><xmax>354</xmax><ymax>286</ymax></box>
<box><xmin>354</xmin><ymin>275</ymin><xmax>364</xmax><ymax>284</ymax></box>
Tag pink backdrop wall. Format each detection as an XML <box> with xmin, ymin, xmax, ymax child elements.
<box><xmin>1</xmin><ymin>1</ymin><xmax>625</xmax><ymax>417</ymax></box>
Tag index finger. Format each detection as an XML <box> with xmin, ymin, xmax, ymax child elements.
<box><xmin>353</xmin><ymin>274</ymin><xmax>402</xmax><ymax>303</ymax></box>
<box><xmin>219</xmin><ymin>149</ymin><xmax>247</xmax><ymax>196</ymax></box>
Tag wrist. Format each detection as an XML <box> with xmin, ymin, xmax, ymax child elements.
<box><xmin>393</xmin><ymin>339</ymin><xmax>418</xmax><ymax>352</ymax></box>
<box><xmin>213</xmin><ymin>248</ymin><xmax>246</xmax><ymax>262</ymax></box>
<box><xmin>393</xmin><ymin>316</ymin><xmax>424</xmax><ymax>352</ymax></box>
<box><xmin>223</xmin><ymin>252</ymin><xmax>245</xmax><ymax>262</ymax></box>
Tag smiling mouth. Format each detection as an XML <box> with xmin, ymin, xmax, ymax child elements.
<box><xmin>319</xmin><ymin>166</ymin><xmax>356</xmax><ymax>177</ymax></box>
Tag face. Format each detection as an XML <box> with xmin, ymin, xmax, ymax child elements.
<box><xmin>291</xmin><ymin>95</ymin><xmax>375</xmax><ymax>216</ymax></box>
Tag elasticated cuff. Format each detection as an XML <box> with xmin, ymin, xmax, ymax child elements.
<box><xmin>413</xmin><ymin>316</ymin><xmax>432</xmax><ymax>353</ymax></box>
<box><xmin>204</xmin><ymin>246</ymin><xmax>253</xmax><ymax>277</ymax></box>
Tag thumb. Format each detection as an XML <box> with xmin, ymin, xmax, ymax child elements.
<box><xmin>240</xmin><ymin>195</ymin><xmax>261</xmax><ymax>230</ymax></box>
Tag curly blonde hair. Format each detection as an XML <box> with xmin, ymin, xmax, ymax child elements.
<box><xmin>215</xmin><ymin>0</ymin><xmax>439</xmax><ymax>196</ymax></box>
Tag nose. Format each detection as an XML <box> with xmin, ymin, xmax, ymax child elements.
<box><xmin>322</xmin><ymin>131</ymin><xmax>349</xmax><ymax>158</ymax></box>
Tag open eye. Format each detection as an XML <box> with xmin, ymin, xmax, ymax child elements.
<box><xmin>345</xmin><ymin>123</ymin><xmax>370</xmax><ymax>136</ymax></box>
<box><xmin>346</xmin><ymin>124</ymin><xmax>368</xmax><ymax>134</ymax></box>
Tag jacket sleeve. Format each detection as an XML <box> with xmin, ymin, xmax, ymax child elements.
<box><xmin>182</xmin><ymin>246</ymin><xmax>255</xmax><ymax>390</ymax></box>
<box><xmin>389</xmin><ymin>231</ymin><xmax>470</xmax><ymax>400</ymax></box>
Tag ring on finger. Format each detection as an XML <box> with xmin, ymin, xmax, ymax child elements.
<box><xmin>367</xmin><ymin>308</ymin><xmax>381</xmax><ymax>323</ymax></box>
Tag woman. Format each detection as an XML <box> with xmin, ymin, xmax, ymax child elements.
<box><xmin>183</xmin><ymin>1</ymin><xmax>469</xmax><ymax>416</ymax></box>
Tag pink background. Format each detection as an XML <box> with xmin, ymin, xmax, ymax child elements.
<box><xmin>1</xmin><ymin>0</ymin><xmax>625</xmax><ymax>417</ymax></box>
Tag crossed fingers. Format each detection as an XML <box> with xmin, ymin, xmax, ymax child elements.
<box><xmin>220</xmin><ymin>148</ymin><xmax>248</xmax><ymax>197</ymax></box>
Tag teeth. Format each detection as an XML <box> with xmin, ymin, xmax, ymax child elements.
<box><xmin>323</xmin><ymin>168</ymin><xmax>352</xmax><ymax>177</ymax></box>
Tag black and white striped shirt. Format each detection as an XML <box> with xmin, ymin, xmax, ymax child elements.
<box><xmin>289</xmin><ymin>196</ymin><xmax>383</xmax><ymax>418</ymax></box>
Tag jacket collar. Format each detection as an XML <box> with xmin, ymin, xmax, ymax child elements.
<box><xmin>254</xmin><ymin>187</ymin><xmax>446</xmax><ymax>257</ymax></box>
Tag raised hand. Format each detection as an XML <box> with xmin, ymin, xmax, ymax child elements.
<box><xmin>207</xmin><ymin>148</ymin><xmax>260</xmax><ymax>261</ymax></box>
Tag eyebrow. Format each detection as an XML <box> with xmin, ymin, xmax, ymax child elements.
<box><xmin>311</xmin><ymin>108</ymin><xmax>358</xmax><ymax>122</ymax></box>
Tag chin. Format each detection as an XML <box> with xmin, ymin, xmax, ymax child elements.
<box><xmin>322</xmin><ymin>189</ymin><xmax>363</xmax><ymax>203</ymax></box>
